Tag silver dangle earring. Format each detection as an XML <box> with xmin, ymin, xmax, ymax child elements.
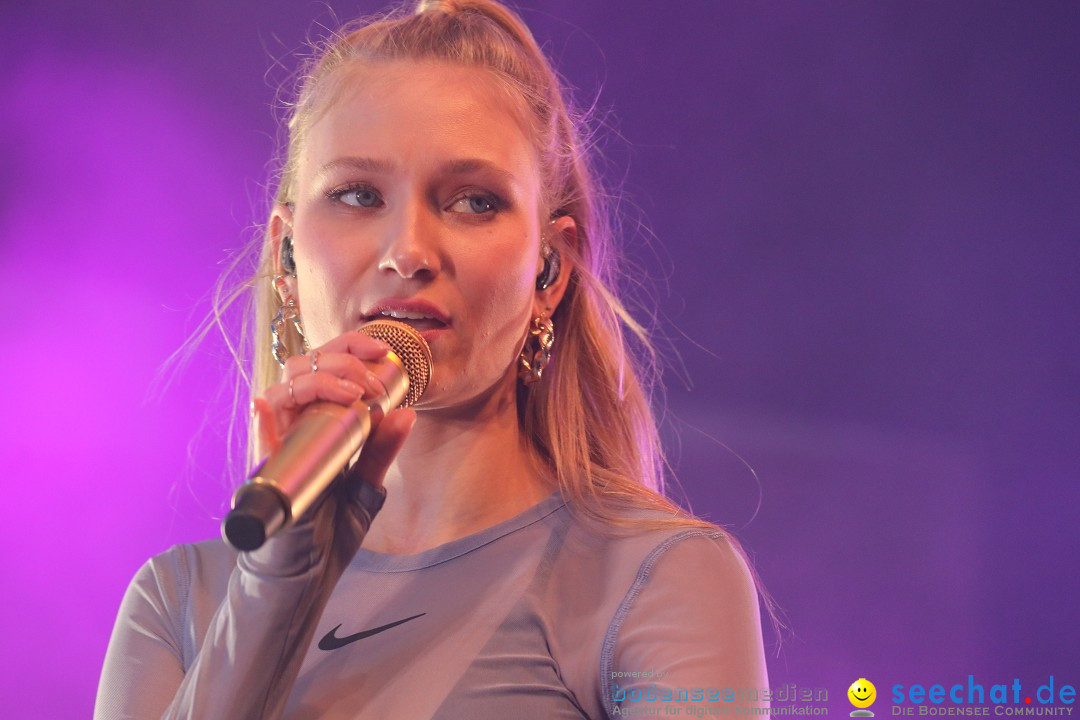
<box><xmin>518</xmin><ymin>313</ymin><xmax>555</xmax><ymax>385</ymax></box>
<box><xmin>521</xmin><ymin>228</ymin><xmax>560</xmax><ymax>383</ymax></box>
<box><xmin>270</xmin><ymin>274</ymin><xmax>309</xmax><ymax>367</ymax></box>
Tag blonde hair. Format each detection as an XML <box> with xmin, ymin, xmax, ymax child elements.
<box><xmin>237</xmin><ymin>0</ymin><xmax>713</xmax><ymax>531</ymax></box>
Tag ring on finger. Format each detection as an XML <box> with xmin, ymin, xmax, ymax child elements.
<box><xmin>289</xmin><ymin>377</ymin><xmax>298</xmax><ymax>406</ymax></box>
<box><xmin>309</xmin><ymin>349</ymin><xmax>321</xmax><ymax>374</ymax></box>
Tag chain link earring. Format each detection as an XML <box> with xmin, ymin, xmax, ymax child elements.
<box><xmin>270</xmin><ymin>238</ymin><xmax>309</xmax><ymax>366</ymax></box>
<box><xmin>518</xmin><ymin>313</ymin><xmax>554</xmax><ymax>385</ymax></box>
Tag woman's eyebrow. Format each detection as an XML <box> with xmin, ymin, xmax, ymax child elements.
<box><xmin>439</xmin><ymin>158</ymin><xmax>517</xmax><ymax>184</ymax></box>
<box><xmin>316</xmin><ymin>156</ymin><xmax>518</xmax><ymax>184</ymax></box>
<box><xmin>317</xmin><ymin>156</ymin><xmax>398</xmax><ymax>177</ymax></box>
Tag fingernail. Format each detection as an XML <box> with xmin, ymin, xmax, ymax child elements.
<box><xmin>367</xmin><ymin>371</ymin><xmax>382</xmax><ymax>389</ymax></box>
<box><xmin>339</xmin><ymin>378</ymin><xmax>363</xmax><ymax>395</ymax></box>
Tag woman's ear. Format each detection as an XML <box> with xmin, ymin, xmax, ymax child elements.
<box><xmin>533</xmin><ymin>215</ymin><xmax>577</xmax><ymax>316</ymax></box>
<box><xmin>269</xmin><ymin>204</ymin><xmax>295</xmax><ymax>278</ymax></box>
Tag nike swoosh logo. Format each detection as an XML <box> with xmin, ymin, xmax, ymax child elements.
<box><xmin>318</xmin><ymin>612</ymin><xmax>426</xmax><ymax>651</ymax></box>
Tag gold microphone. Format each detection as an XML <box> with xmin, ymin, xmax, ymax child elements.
<box><xmin>222</xmin><ymin>320</ymin><xmax>432</xmax><ymax>551</ymax></box>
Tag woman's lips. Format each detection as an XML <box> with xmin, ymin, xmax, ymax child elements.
<box><xmin>362</xmin><ymin>300</ymin><xmax>451</xmax><ymax>341</ymax></box>
<box><xmin>375</xmin><ymin>315</ymin><xmax>446</xmax><ymax>332</ymax></box>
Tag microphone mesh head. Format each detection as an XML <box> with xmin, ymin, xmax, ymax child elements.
<box><xmin>359</xmin><ymin>320</ymin><xmax>433</xmax><ymax>407</ymax></box>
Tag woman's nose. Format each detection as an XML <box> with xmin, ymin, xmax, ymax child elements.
<box><xmin>377</xmin><ymin>199</ymin><xmax>441</xmax><ymax>280</ymax></box>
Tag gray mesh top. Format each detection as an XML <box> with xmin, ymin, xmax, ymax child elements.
<box><xmin>96</xmin><ymin>491</ymin><xmax>767</xmax><ymax>719</ymax></box>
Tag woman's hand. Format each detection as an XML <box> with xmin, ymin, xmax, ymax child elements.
<box><xmin>245</xmin><ymin>330</ymin><xmax>416</xmax><ymax>572</ymax></box>
<box><xmin>105</xmin><ymin>333</ymin><xmax>420</xmax><ymax>720</ymax></box>
<box><xmin>252</xmin><ymin>330</ymin><xmax>417</xmax><ymax>494</ymax></box>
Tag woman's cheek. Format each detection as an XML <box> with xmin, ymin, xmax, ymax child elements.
<box><xmin>296</xmin><ymin>225</ymin><xmax>382</xmax><ymax>345</ymax></box>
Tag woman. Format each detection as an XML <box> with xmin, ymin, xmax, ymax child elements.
<box><xmin>95</xmin><ymin>1</ymin><xmax>769</xmax><ymax>717</ymax></box>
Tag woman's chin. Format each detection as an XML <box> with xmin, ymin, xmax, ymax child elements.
<box><xmin>417</xmin><ymin>326</ymin><xmax>450</xmax><ymax>344</ymax></box>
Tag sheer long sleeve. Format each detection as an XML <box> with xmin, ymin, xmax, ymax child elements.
<box><xmin>601</xmin><ymin>531</ymin><xmax>770</xmax><ymax>717</ymax></box>
<box><xmin>95</xmin><ymin>482</ymin><xmax>385</xmax><ymax>720</ymax></box>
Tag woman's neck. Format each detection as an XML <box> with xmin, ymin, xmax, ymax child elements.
<box><xmin>360</xmin><ymin>381</ymin><xmax>554</xmax><ymax>555</ymax></box>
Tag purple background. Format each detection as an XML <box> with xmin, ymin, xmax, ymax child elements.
<box><xmin>2</xmin><ymin>1</ymin><xmax>1078</xmax><ymax>715</ymax></box>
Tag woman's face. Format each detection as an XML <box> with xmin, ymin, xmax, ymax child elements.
<box><xmin>280</xmin><ymin>60</ymin><xmax>560</xmax><ymax>409</ymax></box>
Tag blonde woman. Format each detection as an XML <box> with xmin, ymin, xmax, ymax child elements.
<box><xmin>96</xmin><ymin>1</ymin><xmax>769</xmax><ymax>717</ymax></box>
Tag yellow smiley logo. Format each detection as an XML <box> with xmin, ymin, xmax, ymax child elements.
<box><xmin>848</xmin><ymin>678</ymin><xmax>877</xmax><ymax>709</ymax></box>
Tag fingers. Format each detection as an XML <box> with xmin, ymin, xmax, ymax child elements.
<box><xmin>255</xmin><ymin>378</ymin><xmax>361</xmax><ymax>456</ymax></box>
<box><xmin>283</xmin><ymin>331</ymin><xmax>391</xmax><ymax>375</ymax></box>
<box><xmin>348</xmin><ymin>408</ymin><xmax>417</xmax><ymax>491</ymax></box>
<box><xmin>285</xmin><ymin>354</ymin><xmax>381</xmax><ymax>398</ymax></box>
<box><xmin>280</xmin><ymin>333</ymin><xmax>390</xmax><ymax>395</ymax></box>
<box><xmin>254</xmin><ymin>331</ymin><xmax>395</xmax><ymax>455</ymax></box>
<box><xmin>283</xmin><ymin>372</ymin><xmax>366</xmax><ymax>408</ymax></box>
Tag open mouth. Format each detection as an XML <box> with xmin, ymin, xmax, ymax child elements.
<box><xmin>365</xmin><ymin>309</ymin><xmax>449</xmax><ymax>333</ymax></box>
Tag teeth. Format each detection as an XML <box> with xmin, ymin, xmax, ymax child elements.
<box><xmin>379</xmin><ymin>310</ymin><xmax>435</xmax><ymax>321</ymax></box>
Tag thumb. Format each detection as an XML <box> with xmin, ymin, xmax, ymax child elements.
<box><xmin>252</xmin><ymin>397</ymin><xmax>283</xmax><ymax>456</ymax></box>
<box><xmin>349</xmin><ymin>407</ymin><xmax>417</xmax><ymax>491</ymax></box>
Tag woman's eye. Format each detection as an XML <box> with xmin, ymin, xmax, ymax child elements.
<box><xmin>331</xmin><ymin>186</ymin><xmax>383</xmax><ymax>208</ymax></box>
<box><xmin>449</xmin><ymin>193</ymin><xmax>499</xmax><ymax>215</ymax></box>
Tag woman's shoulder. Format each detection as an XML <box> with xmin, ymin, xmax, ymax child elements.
<box><xmin>107</xmin><ymin>539</ymin><xmax>239</xmax><ymax>671</ymax></box>
<box><xmin>127</xmin><ymin>538</ymin><xmax>238</xmax><ymax>618</ymax></box>
<box><xmin>548</xmin><ymin>500</ymin><xmax>753</xmax><ymax>608</ymax></box>
<box><xmin>558</xmin><ymin>500</ymin><xmax>741</xmax><ymax>571</ymax></box>
<box><xmin>539</xmin><ymin>500</ymin><xmax>765</xmax><ymax>711</ymax></box>
<box><xmin>141</xmin><ymin>537</ymin><xmax>238</xmax><ymax>581</ymax></box>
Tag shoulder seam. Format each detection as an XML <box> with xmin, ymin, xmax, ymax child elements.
<box><xmin>597</xmin><ymin>529</ymin><xmax>726</xmax><ymax>718</ymax></box>
<box><xmin>144</xmin><ymin>544</ymin><xmax>193</xmax><ymax>669</ymax></box>
<box><xmin>167</xmin><ymin>544</ymin><xmax>193</xmax><ymax>668</ymax></box>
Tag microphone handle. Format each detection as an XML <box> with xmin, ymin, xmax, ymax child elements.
<box><xmin>222</xmin><ymin>351</ymin><xmax>409</xmax><ymax>551</ymax></box>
